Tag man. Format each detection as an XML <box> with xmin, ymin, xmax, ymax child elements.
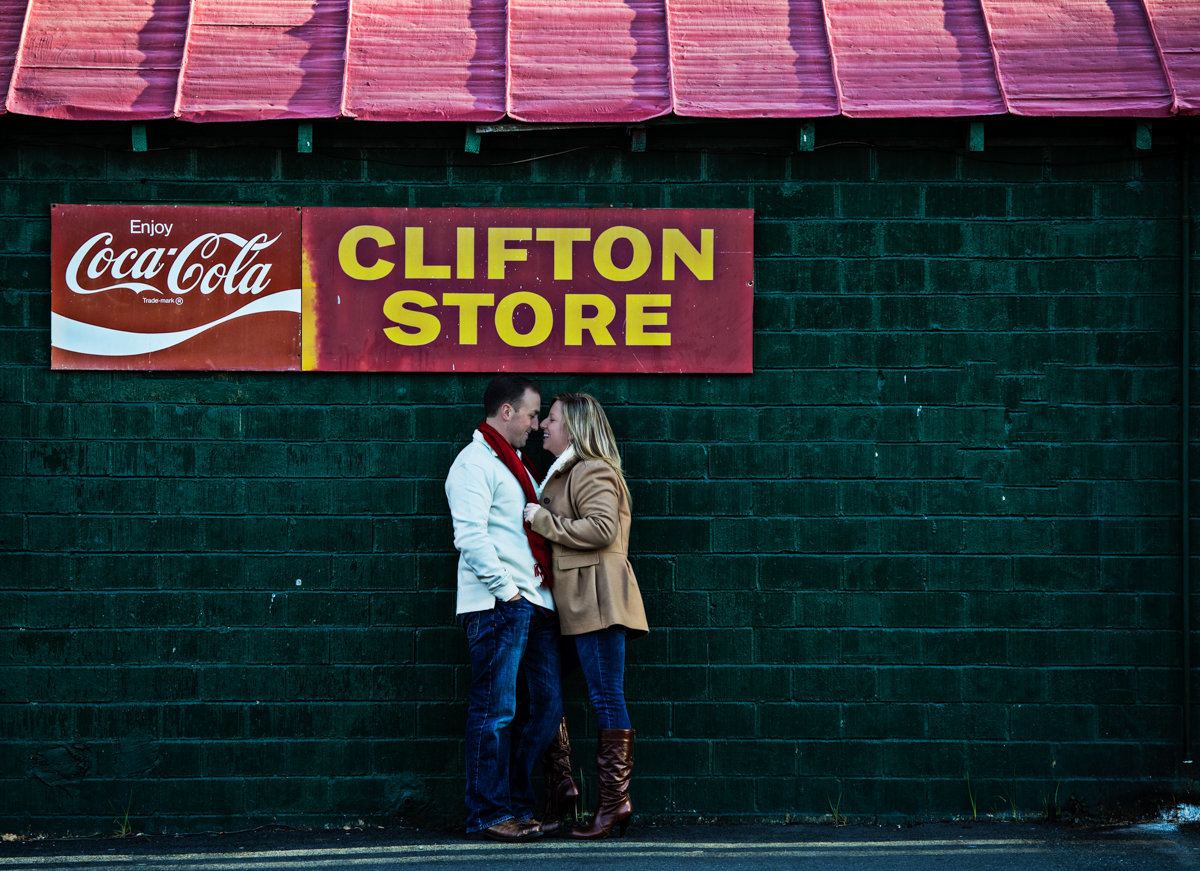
<box><xmin>445</xmin><ymin>374</ymin><xmax>562</xmax><ymax>841</ymax></box>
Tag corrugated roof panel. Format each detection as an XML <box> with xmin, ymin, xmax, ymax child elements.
<box><xmin>980</xmin><ymin>0</ymin><xmax>1172</xmax><ymax>116</ymax></box>
<box><xmin>175</xmin><ymin>0</ymin><xmax>346</xmax><ymax>122</ymax></box>
<box><xmin>6</xmin><ymin>0</ymin><xmax>187</xmax><ymax>120</ymax></box>
<box><xmin>666</xmin><ymin>0</ymin><xmax>839</xmax><ymax>118</ymax></box>
<box><xmin>1142</xmin><ymin>0</ymin><xmax>1200</xmax><ymax>115</ymax></box>
<box><xmin>0</xmin><ymin>1</ymin><xmax>26</xmax><ymax>115</ymax></box>
<box><xmin>825</xmin><ymin>0</ymin><xmax>1004</xmax><ymax>117</ymax></box>
<box><xmin>343</xmin><ymin>0</ymin><xmax>505</xmax><ymax>122</ymax></box>
<box><xmin>507</xmin><ymin>0</ymin><xmax>671</xmax><ymax>123</ymax></box>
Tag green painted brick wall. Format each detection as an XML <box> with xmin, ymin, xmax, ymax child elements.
<box><xmin>2</xmin><ymin>116</ymin><xmax>1197</xmax><ymax>833</ymax></box>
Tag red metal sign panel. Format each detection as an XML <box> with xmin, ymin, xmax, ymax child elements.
<box><xmin>50</xmin><ymin>206</ymin><xmax>753</xmax><ymax>373</ymax></box>
<box><xmin>302</xmin><ymin>207</ymin><xmax>754</xmax><ymax>373</ymax></box>
<box><xmin>51</xmin><ymin>205</ymin><xmax>302</xmax><ymax>370</ymax></box>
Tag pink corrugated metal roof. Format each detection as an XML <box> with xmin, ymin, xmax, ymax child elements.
<box><xmin>825</xmin><ymin>0</ymin><xmax>1005</xmax><ymax>117</ymax></box>
<box><xmin>507</xmin><ymin>0</ymin><xmax>671</xmax><ymax>122</ymax></box>
<box><xmin>980</xmin><ymin>0</ymin><xmax>1173</xmax><ymax>116</ymax></box>
<box><xmin>6</xmin><ymin>0</ymin><xmax>187</xmax><ymax>120</ymax></box>
<box><xmin>1142</xmin><ymin>0</ymin><xmax>1200</xmax><ymax>115</ymax></box>
<box><xmin>343</xmin><ymin>0</ymin><xmax>505</xmax><ymax>122</ymax></box>
<box><xmin>667</xmin><ymin>0</ymin><xmax>839</xmax><ymax>118</ymax></box>
<box><xmin>0</xmin><ymin>0</ymin><xmax>27</xmax><ymax>114</ymax></box>
<box><xmin>1</xmin><ymin>1</ymin><xmax>1198</xmax><ymax>122</ymax></box>
<box><xmin>176</xmin><ymin>0</ymin><xmax>346</xmax><ymax>122</ymax></box>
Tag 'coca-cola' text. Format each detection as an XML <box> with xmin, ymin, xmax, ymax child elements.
<box><xmin>65</xmin><ymin>231</ymin><xmax>280</xmax><ymax>296</ymax></box>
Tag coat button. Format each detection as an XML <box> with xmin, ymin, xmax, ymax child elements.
<box><xmin>543</xmin><ymin>497</ymin><xmax>551</xmax><ymax>504</ymax></box>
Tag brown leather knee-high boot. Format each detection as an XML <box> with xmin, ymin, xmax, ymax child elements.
<box><xmin>540</xmin><ymin>717</ymin><xmax>579</xmax><ymax>834</ymax></box>
<box><xmin>572</xmin><ymin>729</ymin><xmax>634</xmax><ymax>839</ymax></box>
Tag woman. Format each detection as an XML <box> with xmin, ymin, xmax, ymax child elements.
<box><xmin>523</xmin><ymin>393</ymin><xmax>649</xmax><ymax>839</ymax></box>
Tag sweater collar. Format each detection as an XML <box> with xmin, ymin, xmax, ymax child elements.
<box><xmin>474</xmin><ymin>428</ymin><xmax>523</xmax><ymax>459</ymax></box>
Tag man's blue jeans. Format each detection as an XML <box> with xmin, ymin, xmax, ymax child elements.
<box><xmin>574</xmin><ymin>627</ymin><xmax>631</xmax><ymax>730</ymax></box>
<box><xmin>461</xmin><ymin>597</ymin><xmax>563</xmax><ymax>833</ymax></box>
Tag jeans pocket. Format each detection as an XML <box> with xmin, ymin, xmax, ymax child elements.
<box><xmin>497</xmin><ymin>597</ymin><xmax>531</xmax><ymax>633</ymax></box>
<box><xmin>462</xmin><ymin>612</ymin><xmax>483</xmax><ymax>641</ymax></box>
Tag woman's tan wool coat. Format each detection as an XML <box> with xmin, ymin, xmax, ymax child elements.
<box><xmin>531</xmin><ymin>455</ymin><xmax>649</xmax><ymax>638</ymax></box>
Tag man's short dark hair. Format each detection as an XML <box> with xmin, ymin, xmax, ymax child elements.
<box><xmin>483</xmin><ymin>374</ymin><xmax>539</xmax><ymax>417</ymax></box>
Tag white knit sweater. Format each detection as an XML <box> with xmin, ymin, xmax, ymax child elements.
<box><xmin>444</xmin><ymin>430</ymin><xmax>556</xmax><ymax>615</ymax></box>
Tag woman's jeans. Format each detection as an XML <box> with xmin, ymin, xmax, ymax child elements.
<box><xmin>461</xmin><ymin>597</ymin><xmax>563</xmax><ymax>833</ymax></box>
<box><xmin>574</xmin><ymin>627</ymin><xmax>631</xmax><ymax>730</ymax></box>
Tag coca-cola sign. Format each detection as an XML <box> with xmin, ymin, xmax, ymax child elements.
<box><xmin>51</xmin><ymin>205</ymin><xmax>302</xmax><ymax>370</ymax></box>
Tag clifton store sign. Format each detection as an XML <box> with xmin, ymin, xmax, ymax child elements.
<box><xmin>51</xmin><ymin>205</ymin><xmax>754</xmax><ymax>374</ymax></box>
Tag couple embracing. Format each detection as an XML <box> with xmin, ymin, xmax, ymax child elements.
<box><xmin>444</xmin><ymin>374</ymin><xmax>649</xmax><ymax>841</ymax></box>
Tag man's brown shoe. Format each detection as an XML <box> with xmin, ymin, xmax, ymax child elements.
<box><xmin>480</xmin><ymin>819</ymin><xmax>543</xmax><ymax>842</ymax></box>
<box><xmin>530</xmin><ymin>817</ymin><xmax>562</xmax><ymax>836</ymax></box>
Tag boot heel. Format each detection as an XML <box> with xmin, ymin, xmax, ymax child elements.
<box><xmin>616</xmin><ymin>817</ymin><xmax>630</xmax><ymax>837</ymax></box>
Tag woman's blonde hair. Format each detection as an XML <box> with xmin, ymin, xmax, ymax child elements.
<box><xmin>555</xmin><ymin>392</ymin><xmax>631</xmax><ymax>507</ymax></box>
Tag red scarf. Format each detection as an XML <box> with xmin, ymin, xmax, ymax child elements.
<box><xmin>476</xmin><ymin>421</ymin><xmax>553</xmax><ymax>589</ymax></box>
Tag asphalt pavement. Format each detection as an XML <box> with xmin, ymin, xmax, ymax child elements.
<box><xmin>1</xmin><ymin>821</ymin><xmax>1197</xmax><ymax>871</ymax></box>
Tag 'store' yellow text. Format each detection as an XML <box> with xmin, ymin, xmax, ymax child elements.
<box><xmin>382</xmin><ymin>291</ymin><xmax>670</xmax><ymax>347</ymax></box>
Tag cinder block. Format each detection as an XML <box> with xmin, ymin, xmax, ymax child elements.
<box><xmin>243</xmin><ymin>406</ymin><xmax>328</xmax><ymax>442</ymax></box>
<box><xmin>640</xmin><ymin>591</ymin><xmax>709</xmax><ymax>628</ymax></box>
<box><xmin>634</xmin><ymin>518</ymin><xmax>710</xmax><ymax>553</ymax></box>
<box><xmin>668</xmin><ymin>628</ymin><xmax>752</xmax><ymax>664</ymax></box>
<box><xmin>195</xmin><ymin>146</ymin><xmax>279</xmax><ymax>181</ymax></box>
<box><xmin>839</xmin><ymin>182</ymin><xmax>920</xmax><ymax>218</ymax></box>
<box><xmin>23</xmin><ymin>143</ymin><xmax>106</xmax><ymax>179</ymax></box>
<box><xmin>708</xmin><ymin>666</ymin><xmax>791</xmax><ymax>702</ymax></box>
<box><xmin>708</xmin><ymin>591</ymin><xmax>798</xmax><ymax>627</ymax></box>
<box><xmin>673</xmin><ymin>554</ymin><xmax>756</xmax><ymax>590</ymax></box>
<box><xmin>289</xmin><ymin>516</ymin><xmax>372</xmax><ymax>553</ymax></box>
<box><xmin>626</xmin><ymin>665</ymin><xmax>706</xmax><ymax>701</ymax></box>
<box><xmin>925</xmin><ymin>184</ymin><xmax>1006</xmax><ymax>218</ymax></box>
<box><xmin>754</xmin><ymin>183</ymin><xmax>839</xmax><ymax>219</ymax></box>
<box><xmin>755</xmin><ymin>628</ymin><xmax>839</xmax><ymax>665</ymax></box>
<box><xmin>757</xmin><ymin>702</ymin><xmax>843</xmax><ymax>740</ymax></box>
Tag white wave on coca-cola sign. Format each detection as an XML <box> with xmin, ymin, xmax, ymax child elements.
<box><xmin>51</xmin><ymin>288</ymin><xmax>301</xmax><ymax>356</ymax></box>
